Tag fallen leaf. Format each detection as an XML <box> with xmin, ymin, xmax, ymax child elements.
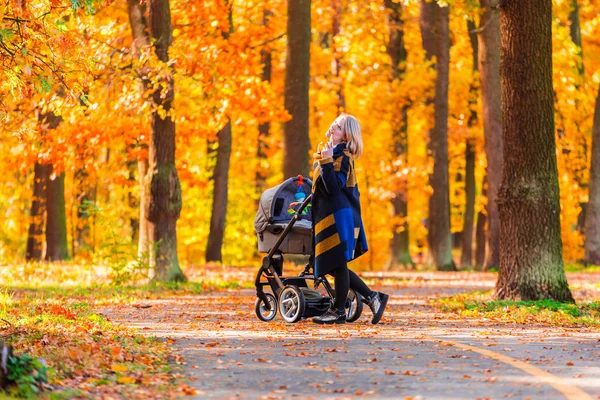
<box><xmin>117</xmin><ymin>376</ymin><xmax>136</xmax><ymax>384</ymax></box>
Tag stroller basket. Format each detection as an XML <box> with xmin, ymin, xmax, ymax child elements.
<box><xmin>254</xmin><ymin>176</ymin><xmax>313</xmax><ymax>254</ymax></box>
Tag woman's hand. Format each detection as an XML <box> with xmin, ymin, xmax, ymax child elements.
<box><xmin>320</xmin><ymin>139</ymin><xmax>334</xmax><ymax>159</ymax></box>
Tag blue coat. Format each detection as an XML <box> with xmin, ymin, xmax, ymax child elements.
<box><xmin>311</xmin><ymin>143</ymin><xmax>368</xmax><ymax>277</ymax></box>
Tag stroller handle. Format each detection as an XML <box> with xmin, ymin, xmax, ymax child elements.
<box><xmin>296</xmin><ymin>193</ymin><xmax>313</xmax><ymax>216</ymax></box>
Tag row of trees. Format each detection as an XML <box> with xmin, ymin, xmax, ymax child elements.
<box><xmin>1</xmin><ymin>0</ymin><xmax>598</xmax><ymax>300</ymax></box>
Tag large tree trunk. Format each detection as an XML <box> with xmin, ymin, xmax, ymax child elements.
<box><xmin>385</xmin><ymin>0</ymin><xmax>413</xmax><ymax>270</ymax></box>
<box><xmin>461</xmin><ymin>18</ymin><xmax>479</xmax><ymax>270</ymax></box>
<box><xmin>206</xmin><ymin>121</ymin><xmax>233</xmax><ymax>263</ymax></box>
<box><xmin>496</xmin><ymin>0</ymin><xmax>573</xmax><ymax>301</ymax></box>
<box><xmin>26</xmin><ymin>163</ymin><xmax>50</xmax><ymax>261</ymax></box>
<box><xmin>46</xmin><ymin>169</ymin><xmax>69</xmax><ymax>261</ymax></box>
<box><xmin>145</xmin><ymin>0</ymin><xmax>186</xmax><ymax>282</ymax></box>
<box><xmin>584</xmin><ymin>86</ymin><xmax>600</xmax><ymax>264</ymax></box>
<box><xmin>478</xmin><ymin>0</ymin><xmax>502</xmax><ymax>271</ymax></box>
<box><xmin>256</xmin><ymin>8</ymin><xmax>272</xmax><ymax>200</ymax></box>
<box><xmin>283</xmin><ymin>0</ymin><xmax>311</xmax><ymax>178</ymax></box>
<box><xmin>419</xmin><ymin>0</ymin><xmax>455</xmax><ymax>271</ymax></box>
<box><xmin>127</xmin><ymin>0</ymin><xmax>152</xmax><ymax>264</ymax></box>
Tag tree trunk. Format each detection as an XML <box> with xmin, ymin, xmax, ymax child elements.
<box><xmin>127</xmin><ymin>0</ymin><xmax>152</xmax><ymax>264</ymax></box>
<box><xmin>331</xmin><ymin>0</ymin><xmax>345</xmax><ymax>111</ymax></box>
<box><xmin>283</xmin><ymin>0</ymin><xmax>311</xmax><ymax>178</ymax></box>
<box><xmin>475</xmin><ymin>212</ymin><xmax>487</xmax><ymax>268</ymax></box>
<box><xmin>74</xmin><ymin>162</ymin><xmax>96</xmax><ymax>256</ymax></box>
<box><xmin>145</xmin><ymin>0</ymin><xmax>186</xmax><ymax>282</ymax></box>
<box><xmin>461</xmin><ymin>141</ymin><xmax>476</xmax><ymax>269</ymax></box>
<box><xmin>137</xmin><ymin>158</ymin><xmax>150</xmax><ymax>261</ymax></box>
<box><xmin>46</xmin><ymin>169</ymin><xmax>69</xmax><ymax>261</ymax></box>
<box><xmin>475</xmin><ymin>174</ymin><xmax>488</xmax><ymax>269</ymax></box>
<box><xmin>496</xmin><ymin>0</ymin><xmax>573</xmax><ymax>301</ymax></box>
<box><xmin>584</xmin><ymin>86</ymin><xmax>600</xmax><ymax>265</ymax></box>
<box><xmin>26</xmin><ymin>163</ymin><xmax>50</xmax><ymax>261</ymax></box>
<box><xmin>127</xmin><ymin>156</ymin><xmax>140</xmax><ymax>245</ymax></box>
<box><xmin>206</xmin><ymin>121</ymin><xmax>233</xmax><ymax>263</ymax></box>
<box><xmin>568</xmin><ymin>0</ymin><xmax>583</xmax><ymax>76</ymax></box>
<box><xmin>256</xmin><ymin>8</ymin><xmax>272</xmax><ymax>200</ymax></box>
<box><xmin>568</xmin><ymin>0</ymin><xmax>588</xmax><ymax>234</ymax></box>
<box><xmin>206</xmin><ymin>2</ymin><xmax>234</xmax><ymax>263</ymax></box>
<box><xmin>461</xmin><ymin>18</ymin><xmax>479</xmax><ymax>270</ymax></box>
<box><xmin>478</xmin><ymin>0</ymin><xmax>502</xmax><ymax>271</ymax></box>
<box><xmin>385</xmin><ymin>0</ymin><xmax>413</xmax><ymax>270</ymax></box>
<box><xmin>419</xmin><ymin>0</ymin><xmax>455</xmax><ymax>271</ymax></box>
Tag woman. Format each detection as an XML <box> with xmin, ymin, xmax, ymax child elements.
<box><xmin>311</xmin><ymin>114</ymin><xmax>389</xmax><ymax>325</ymax></box>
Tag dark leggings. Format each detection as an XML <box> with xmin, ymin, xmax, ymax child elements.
<box><xmin>328</xmin><ymin>262</ymin><xmax>373</xmax><ymax>312</ymax></box>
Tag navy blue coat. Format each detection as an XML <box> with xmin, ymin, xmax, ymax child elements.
<box><xmin>311</xmin><ymin>143</ymin><xmax>368</xmax><ymax>277</ymax></box>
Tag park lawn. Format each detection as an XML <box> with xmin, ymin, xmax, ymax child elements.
<box><xmin>0</xmin><ymin>266</ymin><xmax>250</xmax><ymax>399</ymax></box>
<box><xmin>432</xmin><ymin>290</ymin><xmax>600</xmax><ymax>327</ymax></box>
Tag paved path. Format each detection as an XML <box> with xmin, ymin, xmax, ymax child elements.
<box><xmin>101</xmin><ymin>271</ymin><xmax>600</xmax><ymax>399</ymax></box>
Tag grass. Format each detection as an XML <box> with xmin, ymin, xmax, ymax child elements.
<box><xmin>433</xmin><ymin>290</ymin><xmax>600</xmax><ymax>327</ymax></box>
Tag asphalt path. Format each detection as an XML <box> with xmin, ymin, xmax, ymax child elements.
<box><xmin>101</xmin><ymin>271</ymin><xmax>600</xmax><ymax>399</ymax></box>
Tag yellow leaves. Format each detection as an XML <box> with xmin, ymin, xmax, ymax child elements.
<box><xmin>117</xmin><ymin>376</ymin><xmax>137</xmax><ymax>384</ymax></box>
<box><xmin>111</xmin><ymin>364</ymin><xmax>128</xmax><ymax>373</ymax></box>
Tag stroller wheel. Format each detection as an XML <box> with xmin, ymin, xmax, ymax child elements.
<box><xmin>346</xmin><ymin>289</ymin><xmax>363</xmax><ymax>322</ymax></box>
<box><xmin>255</xmin><ymin>293</ymin><xmax>277</xmax><ymax>322</ymax></box>
<box><xmin>278</xmin><ymin>286</ymin><xmax>305</xmax><ymax>323</ymax></box>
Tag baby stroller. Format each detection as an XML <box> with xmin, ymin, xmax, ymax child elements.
<box><xmin>253</xmin><ymin>175</ymin><xmax>363</xmax><ymax>323</ymax></box>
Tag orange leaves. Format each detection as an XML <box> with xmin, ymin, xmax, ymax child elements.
<box><xmin>44</xmin><ymin>305</ymin><xmax>77</xmax><ymax>320</ymax></box>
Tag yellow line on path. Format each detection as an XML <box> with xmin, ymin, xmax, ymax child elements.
<box><xmin>428</xmin><ymin>337</ymin><xmax>593</xmax><ymax>400</ymax></box>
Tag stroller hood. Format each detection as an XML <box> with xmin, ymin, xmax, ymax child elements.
<box><xmin>254</xmin><ymin>176</ymin><xmax>313</xmax><ymax>233</ymax></box>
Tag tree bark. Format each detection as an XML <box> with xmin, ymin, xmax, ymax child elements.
<box><xmin>46</xmin><ymin>169</ymin><xmax>69</xmax><ymax>261</ymax></box>
<box><xmin>478</xmin><ymin>0</ymin><xmax>502</xmax><ymax>271</ymax></box>
<box><xmin>283</xmin><ymin>0</ymin><xmax>311</xmax><ymax>178</ymax></box>
<box><xmin>385</xmin><ymin>0</ymin><xmax>413</xmax><ymax>270</ymax></box>
<box><xmin>206</xmin><ymin>121</ymin><xmax>233</xmax><ymax>262</ymax></box>
<box><xmin>419</xmin><ymin>0</ymin><xmax>455</xmax><ymax>271</ymax></box>
<box><xmin>496</xmin><ymin>0</ymin><xmax>573</xmax><ymax>301</ymax></box>
<box><xmin>26</xmin><ymin>163</ymin><xmax>50</xmax><ymax>261</ymax></box>
<box><xmin>145</xmin><ymin>0</ymin><xmax>186</xmax><ymax>282</ymax></box>
<box><xmin>584</xmin><ymin>86</ymin><xmax>600</xmax><ymax>265</ymax></box>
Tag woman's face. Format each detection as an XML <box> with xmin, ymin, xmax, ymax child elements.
<box><xmin>326</xmin><ymin>116</ymin><xmax>346</xmax><ymax>145</ymax></box>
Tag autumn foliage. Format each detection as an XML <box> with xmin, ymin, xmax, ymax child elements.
<box><xmin>0</xmin><ymin>0</ymin><xmax>599</xmax><ymax>269</ymax></box>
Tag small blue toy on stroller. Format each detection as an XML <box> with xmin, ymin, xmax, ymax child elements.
<box><xmin>253</xmin><ymin>175</ymin><xmax>363</xmax><ymax>323</ymax></box>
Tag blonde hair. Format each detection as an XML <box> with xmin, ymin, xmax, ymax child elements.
<box><xmin>343</xmin><ymin>114</ymin><xmax>363</xmax><ymax>159</ymax></box>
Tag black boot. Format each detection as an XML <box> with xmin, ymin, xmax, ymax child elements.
<box><xmin>367</xmin><ymin>291</ymin><xmax>389</xmax><ymax>324</ymax></box>
<box><xmin>312</xmin><ymin>308</ymin><xmax>346</xmax><ymax>324</ymax></box>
